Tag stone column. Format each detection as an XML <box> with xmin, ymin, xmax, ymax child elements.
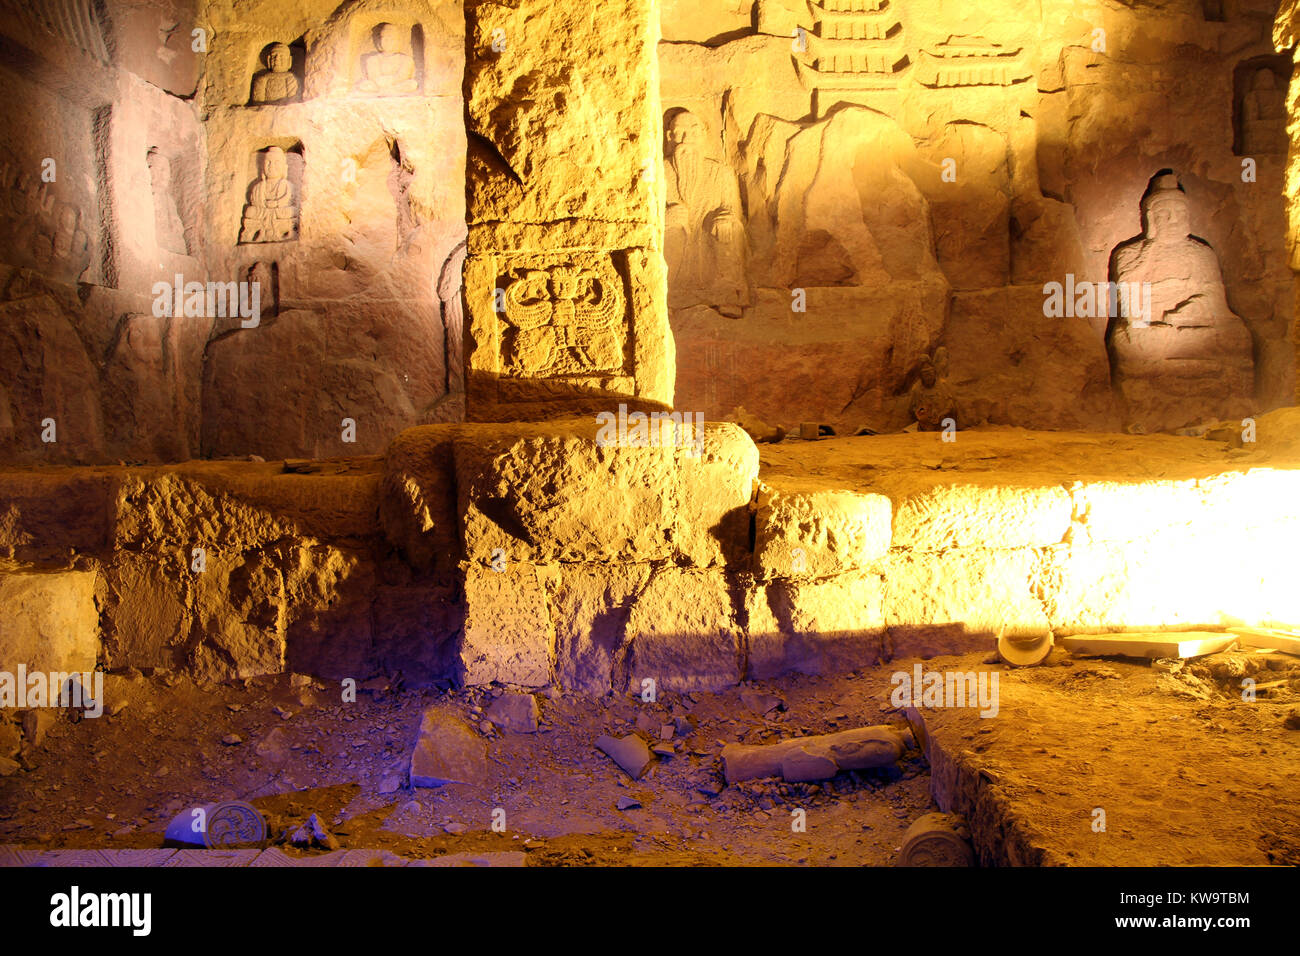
<box><xmin>462</xmin><ymin>0</ymin><xmax>674</xmax><ymax>421</ymax></box>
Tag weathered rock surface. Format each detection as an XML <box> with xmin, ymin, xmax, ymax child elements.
<box><xmin>753</xmin><ymin>483</ymin><xmax>891</xmax><ymax>579</ymax></box>
<box><xmin>484</xmin><ymin>692</ymin><xmax>540</xmax><ymax>734</ymax></box>
<box><xmin>411</xmin><ymin>708</ymin><xmax>488</xmax><ymax>788</ymax></box>
<box><xmin>0</xmin><ymin>569</ymin><xmax>99</xmax><ymax>674</ymax></box>
<box><xmin>595</xmin><ymin>733</ymin><xmax>655</xmax><ymax>780</ymax></box>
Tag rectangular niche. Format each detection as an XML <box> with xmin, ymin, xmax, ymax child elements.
<box><xmin>0</xmin><ymin>67</ymin><xmax>105</xmax><ymax>286</ymax></box>
<box><xmin>146</xmin><ymin>141</ymin><xmax>199</xmax><ymax>259</ymax></box>
<box><xmin>248</xmin><ymin>37</ymin><xmax>306</xmax><ymax>106</ymax></box>
<box><xmin>350</xmin><ymin>21</ymin><xmax>425</xmax><ymax>96</ymax></box>
<box><xmin>237</xmin><ymin>142</ymin><xmax>304</xmax><ymax>245</ymax></box>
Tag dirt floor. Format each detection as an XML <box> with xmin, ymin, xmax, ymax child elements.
<box><xmin>2</xmin><ymin>639</ymin><xmax>1296</xmax><ymax>866</ymax></box>
<box><xmin>0</xmin><ymin>663</ymin><xmax>934</xmax><ymax>866</ymax></box>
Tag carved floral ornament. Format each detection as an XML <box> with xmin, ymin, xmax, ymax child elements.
<box><xmin>497</xmin><ymin>257</ymin><xmax>627</xmax><ymax>377</ymax></box>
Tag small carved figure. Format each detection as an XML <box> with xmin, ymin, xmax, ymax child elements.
<box><xmin>148</xmin><ymin>149</ymin><xmax>188</xmax><ymax>255</ymax></box>
<box><xmin>664</xmin><ymin>109</ymin><xmax>748</xmax><ymax>316</ymax></box>
<box><xmin>1241</xmin><ymin>68</ymin><xmax>1286</xmax><ymax>156</ymax></box>
<box><xmin>239</xmin><ymin>147</ymin><xmax>297</xmax><ymax>244</ymax></box>
<box><xmin>356</xmin><ymin>23</ymin><xmax>418</xmax><ymax>95</ymax></box>
<box><xmin>909</xmin><ymin>347</ymin><xmax>957</xmax><ymax>430</ymax></box>
<box><xmin>251</xmin><ymin>43</ymin><xmax>299</xmax><ymax>104</ymax></box>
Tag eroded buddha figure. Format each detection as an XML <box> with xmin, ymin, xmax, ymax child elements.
<box><xmin>239</xmin><ymin>147</ymin><xmax>297</xmax><ymax>244</ymax></box>
<box><xmin>251</xmin><ymin>43</ymin><xmax>299</xmax><ymax>104</ymax></box>
<box><xmin>909</xmin><ymin>347</ymin><xmax>957</xmax><ymax>431</ymax></box>
<box><xmin>1241</xmin><ymin>68</ymin><xmax>1286</xmax><ymax>156</ymax></box>
<box><xmin>664</xmin><ymin>109</ymin><xmax>748</xmax><ymax>317</ymax></box>
<box><xmin>357</xmin><ymin>23</ymin><xmax>418</xmax><ymax>94</ymax></box>
<box><xmin>147</xmin><ymin>148</ymin><xmax>188</xmax><ymax>255</ymax></box>
<box><xmin>1105</xmin><ymin>171</ymin><xmax>1254</xmax><ymax>430</ymax></box>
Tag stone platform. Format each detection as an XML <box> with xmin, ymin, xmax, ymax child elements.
<box><xmin>2</xmin><ymin>409</ymin><xmax>1298</xmax><ymax>693</ymax></box>
<box><xmin>913</xmin><ymin>648</ymin><xmax>1300</xmax><ymax>866</ymax></box>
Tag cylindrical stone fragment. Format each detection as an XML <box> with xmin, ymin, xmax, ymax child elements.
<box><xmin>722</xmin><ymin>724</ymin><xmax>907</xmax><ymax>784</ymax></box>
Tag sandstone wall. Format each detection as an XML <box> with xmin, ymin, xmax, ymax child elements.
<box><xmin>661</xmin><ymin>0</ymin><xmax>1297</xmax><ymax>433</ymax></box>
<box><xmin>0</xmin><ymin>0</ymin><xmax>1295</xmax><ymax>466</ymax></box>
<box><xmin>0</xmin><ymin>0</ymin><xmax>467</xmax><ymax>467</ymax></box>
<box><xmin>0</xmin><ymin>0</ymin><xmax>207</xmax><ymax>465</ymax></box>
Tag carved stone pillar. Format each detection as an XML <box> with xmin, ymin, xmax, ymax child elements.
<box><xmin>462</xmin><ymin>0</ymin><xmax>673</xmax><ymax>421</ymax></box>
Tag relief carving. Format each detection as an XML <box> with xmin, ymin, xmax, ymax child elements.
<box><xmin>148</xmin><ymin>148</ymin><xmax>188</xmax><ymax>255</ymax></box>
<box><xmin>239</xmin><ymin>146</ymin><xmax>297</xmax><ymax>244</ymax></box>
<box><xmin>251</xmin><ymin>42</ymin><xmax>300</xmax><ymax>105</ymax></box>
<box><xmin>356</xmin><ymin>23</ymin><xmax>419</xmax><ymax>95</ymax></box>
<box><xmin>1106</xmin><ymin>171</ymin><xmax>1254</xmax><ymax>428</ymax></box>
<box><xmin>498</xmin><ymin>256</ymin><xmax>627</xmax><ymax>377</ymax></box>
<box><xmin>664</xmin><ymin>110</ymin><xmax>748</xmax><ymax>316</ymax></box>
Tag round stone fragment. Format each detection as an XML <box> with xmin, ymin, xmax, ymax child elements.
<box><xmin>897</xmin><ymin>813</ymin><xmax>975</xmax><ymax>867</ymax></box>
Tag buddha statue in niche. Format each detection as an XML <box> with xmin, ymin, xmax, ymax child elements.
<box><xmin>1106</xmin><ymin>171</ymin><xmax>1254</xmax><ymax>429</ymax></box>
<box><xmin>1112</xmin><ymin>173</ymin><xmax>1237</xmax><ymax>331</ymax></box>
<box><xmin>251</xmin><ymin>43</ymin><xmax>299</xmax><ymax>104</ymax></box>
<box><xmin>1241</xmin><ymin>68</ymin><xmax>1286</xmax><ymax>156</ymax></box>
<box><xmin>663</xmin><ymin>109</ymin><xmax>748</xmax><ymax>318</ymax></box>
<box><xmin>239</xmin><ymin>147</ymin><xmax>297</xmax><ymax>244</ymax></box>
<box><xmin>356</xmin><ymin>23</ymin><xmax>419</xmax><ymax>94</ymax></box>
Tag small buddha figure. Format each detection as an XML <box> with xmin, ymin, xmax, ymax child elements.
<box><xmin>1241</xmin><ymin>68</ymin><xmax>1286</xmax><ymax>156</ymax></box>
<box><xmin>147</xmin><ymin>148</ymin><xmax>188</xmax><ymax>255</ymax></box>
<box><xmin>356</xmin><ymin>23</ymin><xmax>419</xmax><ymax>95</ymax></box>
<box><xmin>239</xmin><ymin>147</ymin><xmax>297</xmax><ymax>244</ymax></box>
<box><xmin>909</xmin><ymin>347</ymin><xmax>957</xmax><ymax>431</ymax></box>
<box><xmin>251</xmin><ymin>43</ymin><xmax>299</xmax><ymax>104</ymax></box>
<box><xmin>1106</xmin><ymin>171</ymin><xmax>1254</xmax><ymax>430</ymax></box>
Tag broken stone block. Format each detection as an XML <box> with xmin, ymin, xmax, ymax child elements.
<box><xmin>21</xmin><ymin>710</ymin><xmax>55</xmax><ymax>748</ymax></box>
<box><xmin>747</xmin><ymin>572</ymin><xmax>887</xmax><ymax>679</ymax></box>
<box><xmin>891</xmin><ymin>483</ymin><xmax>1071</xmax><ymax>551</ymax></box>
<box><xmin>0</xmin><ymin>720</ymin><xmax>21</xmax><ymax>759</ymax></box>
<box><xmin>189</xmin><ymin>550</ymin><xmax>286</xmax><ymax>683</ymax></box>
<box><xmin>102</xmin><ymin>554</ymin><xmax>186</xmax><ymax>671</ymax></box>
<box><xmin>595</xmin><ymin>733</ymin><xmax>654</xmax><ymax>780</ymax></box>
<box><xmin>455</xmin><ymin>421</ymin><xmax>757</xmax><ymax>569</ymax></box>
<box><xmin>458</xmin><ymin>564</ymin><xmax>555</xmax><ymax>688</ymax></box>
<box><xmin>625</xmin><ymin>569</ymin><xmax>742</xmax><ymax>693</ymax></box>
<box><xmin>0</xmin><ymin>569</ymin><xmax>99</xmax><ymax>674</ymax></box>
<box><xmin>548</xmin><ymin>563</ymin><xmax>653</xmax><ymax>694</ymax></box>
<box><xmin>1229</xmin><ymin>627</ymin><xmax>1300</xmax><ymax>657</ymax></box>
<box><xmin>753</xmin><ymin>483</ymin><xmax>891</xmax><ymax>579</ymax></box>
<box><xmin>883</xmin><ymin>549</ymin><xmax>1051</xmax><ymax>650</ymax></box>
<box><xmin>484</xmin><ymin>692</ymin><xmax>540</xmax><ymax>734</ymax></box>
<box><xmin>290</xmin><ymin>814</ymin><xmax>339</xmax><ymax>851</ymax></box>
<box><xmin>410</xmin><ymin>708</ymin><xmax>488</xmax><ymax>787</ymax></box>
<box><xmin>1061</xmin><ymin>632</ymin><xmax>1237</xmax><ymax>660</ymax></box>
